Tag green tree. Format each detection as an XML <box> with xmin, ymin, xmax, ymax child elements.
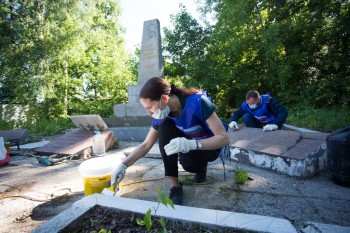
<box><xmin>0</xmin><ymin>0</ymin><xmax>133</xmax><ymax>122</ymax></box>
<box><xmin>163</xmin><ymin>5</ymin><xmax>212</xmax><ymax>89</ymax></box>
<box><xmin>164</xmin><ymin>0</ymin><xmax>350</xmax><ymax>113</ymax></box>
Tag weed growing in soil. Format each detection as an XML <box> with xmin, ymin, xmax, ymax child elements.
<box><xmin>136</xmin><ymin>187</ymin><xmax>174</xmax><ymax>232</ymax></box>
<box><xmin>219</xmin><ymin>186</ymin><xmax>231</xmax><ymax>197</ymax></box>
<box><xmin>178</xmin><ymin>175</ymin><xmax>194</xmax><ymax>185</ymax></box>
<box><xmin>235</xmin><ymin>168</ymin><xmax>249</xmax><ymax>185</ymax></box>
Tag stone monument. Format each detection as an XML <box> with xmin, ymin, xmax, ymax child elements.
<box><xmin>128</xmin><ymin>19</ymin><xmax>164</xmax><ymax>103</ymax></box>
<box><xmin>113</xmin><ymin>19</ymin><xmax>163</xmax><ymax>130</ymax></box>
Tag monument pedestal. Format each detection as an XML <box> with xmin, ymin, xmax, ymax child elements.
<box><xmin>113</xmin><ymin>103</ymin><xmax>152</xmax><ymax>127</ymax></box>
<box><xmin>127</xmin><ymin>84</ymin><xmax>143</xmax><ymax>104</ymax></box>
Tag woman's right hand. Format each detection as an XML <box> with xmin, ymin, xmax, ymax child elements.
<box><xmin>110</xmin><ymin>127</ymin><xmax>158</xmax><ymax>185</ymax></box>
<box><xmin>229</xmin><ymin>121</ymin><xmax>239</xmax><ymax>129</ymax></box>
<box><xmin>111</xmin><ymin>162</ymin><xmax>128</xmax><ymax>185</ymax></box>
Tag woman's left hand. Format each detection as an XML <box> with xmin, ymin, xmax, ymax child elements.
<box><xmin>164</xmin><ymin>137</ymin><xmax>197</xmax><ymax>155</ymax></box>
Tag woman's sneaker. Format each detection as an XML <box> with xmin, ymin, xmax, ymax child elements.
<box><xmin>169</xmin><ymin>183</ymin><xmax>183</xmax><ymax>205</ymax></box>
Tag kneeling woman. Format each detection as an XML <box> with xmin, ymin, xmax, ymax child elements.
<box><xmin>111</xmin><ymin>77</ymin><xmax>229</xmax><ymax>205</ymax></box>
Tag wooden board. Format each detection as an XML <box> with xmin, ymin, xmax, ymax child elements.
<box><xmin>70</xmin><ymin>115</ymin><xmax>108</xmax><ymax>131</ymax></box>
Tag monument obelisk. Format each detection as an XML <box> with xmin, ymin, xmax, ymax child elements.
<box><xmin>113</xmin><ymin>19</ymin><xmax>164</xmax><ymax>128</ymax></box>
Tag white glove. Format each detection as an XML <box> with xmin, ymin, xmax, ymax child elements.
<box><xmin>263</xmin><ymin>124</ymin><xmax>278</xmax><ymax>132</ymax></box>
<box><xmin>229</xmin><ymin>121</ymin><xmax>239</xmax><ymax>129</ymax></box>
<box><xmin>164</xmin><ymin>137</ymin><xmax>197</xmax><ymax>155</ymax></box>
<box><xmin>111</xmin><ymin>162</ymin><xmax>128</xmax><ymax>185</ymax></box>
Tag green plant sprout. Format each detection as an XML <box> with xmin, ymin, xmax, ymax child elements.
<box><xmin>136</xmin><ymin>187</ymin><xmax>175</xmax><ymax>232</ymax></box>
<box><xmin>235</xmin><ymin>167</ymin><xmax>249</xmax><ymax>185</ymax></box>
<box><xmin>98</xmin><ymin>228</ymin><xmax>111</xmax><ymax>233</ymax></box>
<box><xmin>179</xmin><ymin>175</ymin><xmax>193</xmax><ymax>185</ymax></box>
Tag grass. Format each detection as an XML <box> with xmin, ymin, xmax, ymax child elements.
<box><xmin>285</xmin><ymin>105</ymin><xmax>350</xmax><ymax>133</ymax></box>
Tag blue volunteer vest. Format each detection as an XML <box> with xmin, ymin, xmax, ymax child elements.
<box><xmin>154</xmin><ymin>92</ymin><xmax>230</xmax><ymax>181</ymax></box>
<box><xmin>153</xmin><ymin>93</ymin><xmax>214</xmax><ymax>139</ymax></box>
<box><xmin>241</xmin><ymin>94</ymin><xmax>276</xmax><ymax>124</ymax></box>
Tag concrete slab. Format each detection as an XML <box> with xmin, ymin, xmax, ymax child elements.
<box><xmin>229</xmin><ymin>127</ymin><xmax>300</xmax><ymax>155</ymax></box>
<box><xmin>281</xmin><ymin>139</ymin><xmax>325</xmax><ymax>159</ymax></box>
<box><xmin>228</xmin><ymin>126</ymin><xmax>328</xmax><ymax>177</ymax></box>
<box><xmin>34</xmin><ymin>129</ymin><xmax>115</xmax><ymax>156</ymax></box>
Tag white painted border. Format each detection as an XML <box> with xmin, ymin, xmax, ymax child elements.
<box><xmin>34</xmin><ymin>194</ymin><xmax>297</xmax><ymax>233</ymax></box>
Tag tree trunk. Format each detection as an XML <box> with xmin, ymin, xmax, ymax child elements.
<box><xmin>63</xmin><ymin>59</ymin><xmax>69</xmax><ymax>117</ymax></box>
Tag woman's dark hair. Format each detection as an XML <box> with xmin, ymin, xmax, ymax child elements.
<box><xmin>139</xmin><ymin>77</ymin><xmax>200</xmax><ymax>100</ymax></box>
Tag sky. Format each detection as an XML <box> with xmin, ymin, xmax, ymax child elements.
<box><xmin>119</xmin><ymin>0</ymin><xmax>200</xmax><ymax>52</ymax></box>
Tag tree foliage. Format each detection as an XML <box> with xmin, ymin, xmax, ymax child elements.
<box><xmin>163</xmin><ymin>5</ymin><xmax>213</xmax><ymax>88</ymax></box>
<box><xmin>0</xmin><ymin>0</ymin><xmax>133</xmax><ymax>121</ymax></box>
<box><xmin>163</xmin><ymin>0</ymin><xmax>350</xmax><ymax>116</ymax></box>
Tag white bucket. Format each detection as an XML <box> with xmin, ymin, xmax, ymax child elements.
<box><xmin>79</xmin><ymin>156</ymin><xmax>121</xmax><ymax>195</ymax></box>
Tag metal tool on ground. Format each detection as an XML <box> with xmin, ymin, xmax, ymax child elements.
<box><xmin>37</xmin><ymin>154</ymin><xmax>69</xmax><ymax>166</ymax></box>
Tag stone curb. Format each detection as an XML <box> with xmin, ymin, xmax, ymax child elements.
<box><xmin>33</xmin><ymin>194</ymin><xmax>298</xmax><ymax>233</ymax></box>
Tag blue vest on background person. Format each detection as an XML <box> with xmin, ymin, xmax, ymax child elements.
<box><xmin>153</xmin><ymin>93</ymin><xmax>214</xmax><ymax>140</ymax></box>
<box><xmin>241</xmin><ymin>94</ymin><xmax>276</xmax><ymax>124</ymax></box>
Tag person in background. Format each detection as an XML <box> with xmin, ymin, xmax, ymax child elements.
<box><xmin>111</xmin><ymin>77</ymin><xmax>229</xmax><ymax>205</ymax></box>
<box><xmin>229</xmin><ymin>90</ymin><xmax>288</xmax><ymax>131</ymax></box>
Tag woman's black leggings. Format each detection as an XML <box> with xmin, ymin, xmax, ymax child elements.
<box><xmin>158</xmin><ymin>118</ymin><xmax>219</xmax><ymax>177</ymax></box>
